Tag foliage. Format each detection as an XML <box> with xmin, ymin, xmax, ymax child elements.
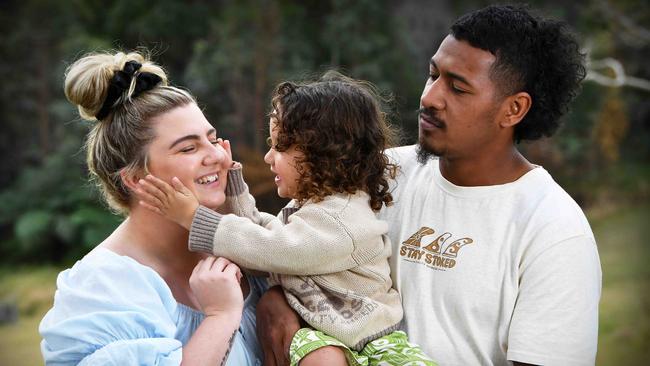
<box><xmin>0</xmin><ymin>129</ymin><xmax>122</xmax><ymax>264</ymax></box>
<box><xmin>0</xmin><ymin>0</ymin><xmax>648</xmax><ymax>265</ymax></box>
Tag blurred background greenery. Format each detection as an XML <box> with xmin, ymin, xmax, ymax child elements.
<box><xmin>0</xmin><ymin>0</ymin><xmax>647</xmax><ymax>365</ymax></box>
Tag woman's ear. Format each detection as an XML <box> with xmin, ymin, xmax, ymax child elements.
<box><xmin>120</xmin><ymin>169</ymin><xmax>141</xmax><ymax>192</ymax></box>
<box><xmin>500</xmin><ymin>92</ymin><xmax>532</xmax><ymax>128</ymax></box>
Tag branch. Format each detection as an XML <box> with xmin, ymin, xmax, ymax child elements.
<box><xmin>583</xmin><ymin>44</ymin><xmax>650</xmax><ymax>92</ymax></box>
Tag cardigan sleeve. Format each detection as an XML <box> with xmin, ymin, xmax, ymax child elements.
<box><xmin>215</xmin><ymin>165</ymin><xmax>263</xmax><ymax>225</ymax></box>
<box><xmin>189</xmin><ymin>203</ymin><xmax>360</xmax><ymax>276</ymax></box>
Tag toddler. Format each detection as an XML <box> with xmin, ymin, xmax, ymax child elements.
<box><xmin>137</xmin><ymin>72</ymin><xmax>435</xmax><ymax>366</ymax></box>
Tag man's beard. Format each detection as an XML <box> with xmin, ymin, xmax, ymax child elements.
<box><xmin>416</xmin><ymin>134</ymin><xmax>438</xmax><ymax>164</ymax></box>
<box><xmin>416</xmin><ymin>107</ymin><xmax>443</xmax><ymax>164</ymax></box>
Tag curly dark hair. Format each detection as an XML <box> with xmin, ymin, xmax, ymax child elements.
<box><xmin>450</xmin><ymin>4</ymin><xmax>586</xmax><ymax>142</ymax></box>
<box><xmin>269</xmin><ymin>71</ymin><xmax>398</xmax><ymax>211</ymax></box>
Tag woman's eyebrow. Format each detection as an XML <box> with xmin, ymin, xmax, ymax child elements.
<box><xmin>169</xmin><ymin>128</ymin><xmax>217</xmax><ymax>149</ymax></box>
<box><xmin>169</xmin><ymin>135</ymin><xmax>199</xmax><ymax>149</ymax></box>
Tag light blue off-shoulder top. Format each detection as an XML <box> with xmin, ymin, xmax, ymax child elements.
<box><xmin>39</xmin><ymin>247</ymin><xmax>265</xmax><ymax>365</ymax></box>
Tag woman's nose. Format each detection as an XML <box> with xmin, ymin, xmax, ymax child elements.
<box><xmin>204</xmin><ymin>143</ymin><xmax>226</xmax><ymax>165</ymax></box>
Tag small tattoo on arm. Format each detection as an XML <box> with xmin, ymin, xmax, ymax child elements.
<box><xmin>220</xmin><ymin>329</ymin><xmax>237</xmax><ymax>366</ymax></box>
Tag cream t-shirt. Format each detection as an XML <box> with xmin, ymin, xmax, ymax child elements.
<box><xmin>379</xmin><ymin>145</ymin><xmax>601</xmax><ymax>366</ymax></box>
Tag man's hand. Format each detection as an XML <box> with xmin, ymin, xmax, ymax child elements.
<box><xmin>256</xmin><ymin>286</ymin><xmax>301</xmax><ymax>366</ymax></box>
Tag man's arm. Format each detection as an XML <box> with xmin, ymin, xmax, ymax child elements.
<box><xmin>256</xmin><ymin>286</ymin><xmax>301</xmax><ymax>366</ymax></box>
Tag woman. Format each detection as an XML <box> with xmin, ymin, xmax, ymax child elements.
<box><xmin>39</xmin><ymin>51</ymin><xmax>263</xmax><ymax>365</ymax></box>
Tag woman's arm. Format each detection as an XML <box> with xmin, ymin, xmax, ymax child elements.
<box><xmin>182</xmin><ymin>257</ymin><xmax>245</xmax><ymax>366</ymax></box>
<box><xmin>182</xmin><ymin>314</ymin><xmax>241</xmax><ymax>366</ymax></box>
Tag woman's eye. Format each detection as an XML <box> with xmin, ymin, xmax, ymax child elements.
<box><xmin>266</xmin><ymin>137</ymin><xmax>274</xmax><ymax>148</ymax></box>
<box><xmin>180</xmin><ymin>146</ymin><xmax>196</xmax><ymax>153</ymax></box>
<box><xmin>428</xmin><ymin>73</ymin><xmax>439</xmax><ymax>81</ymax></box>
<box><xmin>210</xmin><ymin>140</ymin><xmax>219</xmax><ymax>145</ymax></box>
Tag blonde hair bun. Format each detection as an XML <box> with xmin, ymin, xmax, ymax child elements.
<box><xmin>64</xmin><ymin>51</ymin><xmax>168</xmax><ymax>121</ymax></box>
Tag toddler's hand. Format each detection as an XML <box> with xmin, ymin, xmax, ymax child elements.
<box><xmin>136</xmin><ymin>175</ymin><xmax>198</xmax><ymax>230</ymax></box>
<box><xmin>217</xmin><ymin>138</ymin><xmax>236</xmax><ymax>169</ymax></box>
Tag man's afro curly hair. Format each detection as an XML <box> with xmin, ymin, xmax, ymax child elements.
<box><xmin>451</xmin><ymin>4</ymin><xmax>586</xmax><ymax>142</ymax></box>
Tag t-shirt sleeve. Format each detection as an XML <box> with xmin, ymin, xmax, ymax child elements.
<box><xmin>507</xmin><ymin>235</ymin><xmax>602</xmax><ymax>366</ymax></box>
<box><xmin>39</xmin><ymin>253</ymin><xmax>183</xmax><ymax>365</ymax></box>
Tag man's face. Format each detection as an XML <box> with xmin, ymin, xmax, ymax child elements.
<box><xmin>418</xmin><ymin>35</ymin><xmax>504</xmax><ymax>163</ymax></box>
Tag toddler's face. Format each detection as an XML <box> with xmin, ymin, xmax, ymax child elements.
<box><xmin>263</xmin><ymin>117</ymin><xmax>304</xmax><ymax>199</ymax></box>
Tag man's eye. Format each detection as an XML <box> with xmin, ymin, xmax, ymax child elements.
<box><xmin>428</xmin><ymin>73</ymin><xmax>439</xmax><ymax>81</ymax></box>
<box><xmin>451</xmin><ymin>84</ymin><xmax>467</xmax><ymax>94</ymax></box>
<box><xmin>210</xmin><ymin>140</ymin><xmax>219</xmax><ymax>145</ymax></box>
<box><xmin>266</xmin><ymin>137</ymin><xmax>274</xmax><ymax>148</ymax></box>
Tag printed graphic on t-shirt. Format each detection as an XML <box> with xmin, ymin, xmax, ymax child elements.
<box><xmin>399</xmin><ymin>226</ymin><xmax>473</xmax><ymax>271</ymax></box>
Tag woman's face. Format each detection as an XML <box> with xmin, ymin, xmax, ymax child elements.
<box><xmin>145</xmin><ymin>103</ymin><xmax>229</xmax><ymax>210</ymax></box>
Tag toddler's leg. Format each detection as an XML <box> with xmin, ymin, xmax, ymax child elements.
<box><xmin>299</xmin><ymin>346</ymin><xmax>347</xmax><ymax>366</ymax></box>
<box><xmin>362</xmin><ymin>331</ymin><xmax>437</xmax><ymax>366</ymax></box>
<box><xmin>289</xmin><ymin>328</ymin><xmax>368</xmax><ymax>366</ymax></box>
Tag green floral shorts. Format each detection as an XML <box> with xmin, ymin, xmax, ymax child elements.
<box><xmin>289</xmin><ymin>328</ymin><xmax>437</xmax><ymax>366</ymax></box>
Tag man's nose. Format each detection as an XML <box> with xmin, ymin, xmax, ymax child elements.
<box><xmin>421</xmin><ymin>79</ymin><xmax>445</xmax><ymax>111</ymax></box>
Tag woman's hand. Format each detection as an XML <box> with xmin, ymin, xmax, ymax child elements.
<box><xmin>256</xmin><ymin>286</ymin><xmax>301</xmax><ymax>366</ymax></box>
<box><xmin>190</xmin><ymin>256</ymin><xmax>244</xmax><ymax>318</ymax></box>
<box><xmin>183</xmin><ymin>257</ymin><xmax>244</xmax><ymax>366</ymax></box>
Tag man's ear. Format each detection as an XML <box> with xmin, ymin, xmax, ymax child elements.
<box><xmin>500</xmin><ymin>92</ymin><xmax>532</xmax><ymax>128</ymax></box>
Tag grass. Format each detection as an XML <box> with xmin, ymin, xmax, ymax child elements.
<box><xmin>591</xmin><ymin>204</ymin><xmax>650</xmax><ymax>364</ymax></box>
<box><xmin>0</xmin><ymin>204</ymin><xmax>648</xmax><ymax>365</ymax></box>
<box><xmin>0</xmin><ymin>266</ymin><xmax>61</xmax><ymax>366</ymax></box>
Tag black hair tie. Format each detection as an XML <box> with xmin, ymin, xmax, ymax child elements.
<box><xmin>95</xmin><ymin>61</ymin><xmax>162</xmax><ymax>120</ymax></box>
<box><xmin>133</xmin><ymin>72</ymin><xmax>162</xmax><ymax>98</ymax></box>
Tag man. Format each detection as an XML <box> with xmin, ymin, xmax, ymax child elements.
<box><xmin>257</xmin><ymin>4</ymin><xmax>601</xmax><ymax>366</ymax></box>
